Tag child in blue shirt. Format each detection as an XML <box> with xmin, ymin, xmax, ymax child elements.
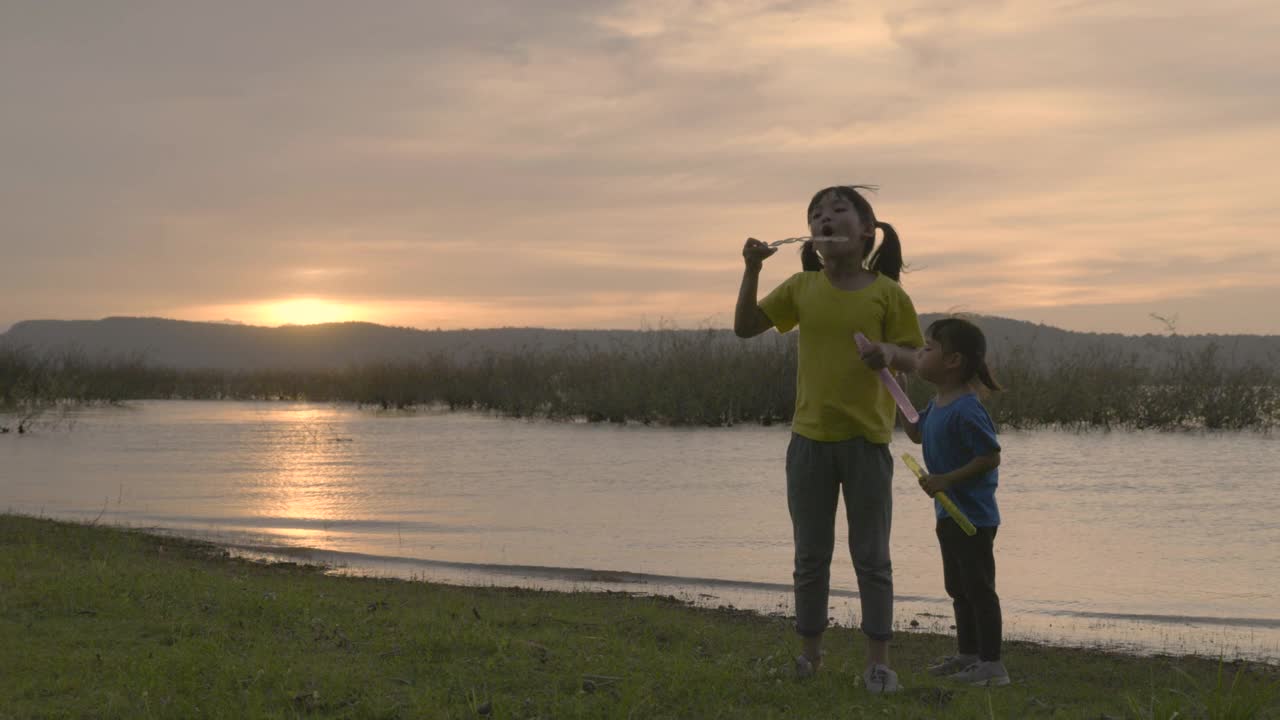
<box><xmin>901</xmin><ymin>317</ymin><xmax>1009</xmax><ymax>687</ymax></box>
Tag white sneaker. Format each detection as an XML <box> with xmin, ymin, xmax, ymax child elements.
<box><xmin>948</xmin><ymin>660</ymin><xmax>1010</xmax><ymax>687</ymax></box>
<box><xmin>862</xmin><ymin>663</ymin><xmax>902</xmax><ymax>694</ymax></box>
<box><xmin>927</xmin><ymin>654</ymin><xmax>978</xmax><ymax>676</ymax></box>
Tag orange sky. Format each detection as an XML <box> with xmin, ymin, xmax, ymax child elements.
<box><xmin>3</xmin><ymin>2</ymin><xmax>1278</xmax><ymax>335</ymax></box>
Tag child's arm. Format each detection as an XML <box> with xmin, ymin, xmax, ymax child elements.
<box><xmin>868</xmin><ymin>282</ymin><xmax>924</xmax><ymax>373</ymax></box>
<box><xmin>885</xmin><ymin>344</ymin><xmax>920</xmax><ymax>373</ymax></box>
<box><xmin>734</xmin><ymin>238</ymin><xmax>777</xmax><ymax>338</ymax></box>
<box><xmin>859</xmin><ymin>342</ymin><xmax>919</xmax><ymax>373</ymax></box>
<box><xmin>918</xmin><ymin>451</ymin><xmax>1000</xmax><ymax>496</ymax></box>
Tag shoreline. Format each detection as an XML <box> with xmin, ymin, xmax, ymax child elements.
<box><xmin>10</xmin><ymin>489</ymin><xmax>1280</xmax><ymax>666</ymax></box>
<box><xmin>68</xmin><ymin>513</ymin><xmax>1280</xmax><ymax>667</ymax></box>
<box><xmin>3</xmin><ymin>512</ymin><xmax>1278</xmax><ymax>718</ymax></box>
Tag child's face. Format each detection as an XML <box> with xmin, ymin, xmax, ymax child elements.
<box><xmin>808</xmin><ymin>190</ymin><xmax>870</xmax><ymax>260</ymax></box>
<box><xmin>916</xmin><ymin>337</ymin><xmax>955</xmax><ymax>384</ymax></box>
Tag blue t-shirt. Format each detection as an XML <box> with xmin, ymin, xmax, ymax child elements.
<box><xmin>919</xmin><ymin>393</ymin><xmax>1002</xmax><ymax>527</ymax></box>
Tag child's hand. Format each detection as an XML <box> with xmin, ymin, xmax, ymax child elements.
<box><xmin>918</xmin><ymin>472</ymin><xmax>952</xmax><ymax>497</ymax></box>
<box><xmin>858</xmin><ymin>341</ymin><xmax>894</xmax><ymax>371</ymax></box>
<box><xmin>742</xmin><ymin>238</ymin><xmax>777</xmax><ymax>272</ymax></box>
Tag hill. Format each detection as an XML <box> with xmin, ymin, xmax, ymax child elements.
<box><xmin>1</xmin><ymin>315</ymin><xmax>1276</xmax><ymax>370</ymax></box>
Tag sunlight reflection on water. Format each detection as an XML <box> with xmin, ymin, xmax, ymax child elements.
<box><xmin>3</xmin><ymin>400</ymin><xmax>1277</xmax><ymax>662</ymax></box>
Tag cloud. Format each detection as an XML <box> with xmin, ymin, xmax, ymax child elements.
<box><xmin>1</xmin><ymin>0</ymin><xmax>1277</xmax><ymax>333</ymax></box>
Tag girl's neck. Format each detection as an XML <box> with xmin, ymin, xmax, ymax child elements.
<box><xmin>933</xmin><ymin>379</ymin><xmax>973</xmax><ymax>406</ymax></box>
<box><xmin>822</xmin><ymin>257</ymin><xmax>875</xmax><ymax>286</ymax></box>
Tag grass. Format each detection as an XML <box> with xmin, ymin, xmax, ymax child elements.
<box><xmin>3</xmin><ymin>332</ymin><xmax>1278</xmax><ymax>431</ymax></box>
<box><xmin>1</xmin><ymin>514</ymin><xmax>1277</xmax><ymax>719</ymax></box>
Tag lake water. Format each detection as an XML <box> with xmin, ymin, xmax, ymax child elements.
<box><xmin>2</xmin><ymin>401</ymin><xmax>1277</xmax><ymax>663</ymax></box>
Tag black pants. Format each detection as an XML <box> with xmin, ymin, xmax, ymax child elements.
<box><xmin>936</xmin><ymin>520</ymin><xmax>1002</xmax><ymax>661</ymax></box>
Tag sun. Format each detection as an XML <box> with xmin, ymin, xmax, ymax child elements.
<box><xmin>255</xmin><ymin>298</ymin><xmax>360</xmax><ymax>326</ymax></box>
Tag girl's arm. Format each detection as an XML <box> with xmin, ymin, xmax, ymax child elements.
<box><xmin>885</xmin><ymin>344</ymin><xmax>919</xmax><ymax>373</ymax></box>
<box><xmin>859</xmin><ymin>342</ymin><xmax>920</xmax><ymax>373</ymax></box>
<box><xmin>870</xmin><ymin>284</ymin><xmax>924</xmax><ymax>373</ymax></box>
<box><xmin>918</xmin><ymin>452</ymin><xmax>1000</xmax><ymax>495</ymax></box>
<box><xmin>735</xmin><ymin>239</ymin><xmax>776</xmax><ymax>338</ymax></box>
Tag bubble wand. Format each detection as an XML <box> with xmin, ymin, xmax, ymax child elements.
<box><xmin>902</xmin><ymin>454</ymin><xmax>978</xmax><ymax>536</ymax></box>
<box><xmin>852</xmin><ymin>332</ymin><xmax>918</xmax><ymax>424</ymax></box>
<box><xmin>767</xmin><ymin>235</ymin><xmax>849</xmax><ymax>247</ymax></box>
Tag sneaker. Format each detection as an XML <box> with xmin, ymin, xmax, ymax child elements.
<box><xmin>862</xmin><ymin>663</ymin><xmax>902</xmax><ymax>694</ymax></box>
<box><xmin>794</xmin><ymin>653</ymin><xmax>822</xmax><ymax>679</ymax></box>
<box><xmin>927</xmin><ymin>653</ymin><xmax>978</xmax><ymax>676</ymax></box>
<box><xmin>947</xmin><ymin>660</ymin><xmax>1010</xmax><ymax>687</ymax></box>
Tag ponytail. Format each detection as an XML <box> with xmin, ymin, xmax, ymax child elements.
<box><xmin>975</xmin><ymin>360</ymin><xmax>1002</xmax><ymax>392</ymax></box>
<box><xmin>867</xmin><ymin>221</ymin><xmax>904</xmax><ymax>282</ymax></box>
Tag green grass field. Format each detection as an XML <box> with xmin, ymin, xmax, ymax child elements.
<box><xmin>1</xmin><ymin>514</ymin><xmax>1276</xmax><ymax>718</ymax></box>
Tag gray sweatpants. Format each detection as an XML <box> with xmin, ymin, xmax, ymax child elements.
<box><xmin>786</xmin><ymin>433</ymin><xmax>895</xmax><ymax>640</ymax></box>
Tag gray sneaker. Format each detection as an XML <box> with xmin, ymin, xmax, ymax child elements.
<box><xmin>794</xmin><ymin>653</ymin><xmax>822</xmax><ymax>679</ymax></box>
<box><xmin>862</xmin><ymin>664</ymin><xmax>902</xmax><ymax>694</ymax></box>
<box><xmin>948</xmin><ymin>660</ymin><xmax>1010</xmax><ymax>687</ymax></box>
<box><xmin>927</xmin><ymin>654</ymin><xmax>978</xmax><ymax>676</ymax></box>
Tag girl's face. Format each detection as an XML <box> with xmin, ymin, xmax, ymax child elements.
<box><xmin>808</xmin><ymin>190</ymin><xmax>871</xmax><ymax>260</ymax></box>
<box><xmin>916</xmin><ymin>336</ymin><xmax>955</xmax><ymax>384</ymax></box>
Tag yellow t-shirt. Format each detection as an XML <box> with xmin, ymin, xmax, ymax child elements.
<box><xmin>759</xmin><ymin>271</ymin><xmax>924</xmax><ymax>444</ymax></box>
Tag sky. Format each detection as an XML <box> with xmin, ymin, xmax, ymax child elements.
<box><xmin>2</xmin><ymin>1</ymin><xmax>1278</xmax><ymax>336</ymax></box>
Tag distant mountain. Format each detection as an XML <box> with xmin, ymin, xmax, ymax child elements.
<box><xmin>1</xmin><ymin>315</ymin><xmax>1277</xmax><ymax>371</ymax></box>
<box><xmin>0</xmin><ymin>317</ymin><xmax>641</xmax><ymax>370</ymax></box>
<box><xmin>955</xmin><ymin>315</ymin><xmax>1280</xmax><ymax>370</ymax></box>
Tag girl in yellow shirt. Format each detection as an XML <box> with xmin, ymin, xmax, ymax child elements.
<box><xmin>734</xmin><ymin>185</ymin><xmax>924</xmax><ymax>694</ymax></box>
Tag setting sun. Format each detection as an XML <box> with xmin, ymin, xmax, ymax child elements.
<box><xmin>255</xmin><ymin>298</ymin><xmax>360</xmax><ymax>327</ymax></box>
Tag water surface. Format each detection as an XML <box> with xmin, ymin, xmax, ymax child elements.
<box><xmin>3</xmin><ymin>401</ymin><xmax>1276</xmax><ymax>662</ymax></box>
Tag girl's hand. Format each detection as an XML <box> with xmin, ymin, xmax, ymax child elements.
<box><xmin>742</xmin><ymin>237</ymin><xmax>777</xmax><ymax>272</ymax></box>
<box><xmin>918</xmin><ymin>472</ymin><xmax>952</xmax><ymax>496</ymax></box>
<box><xmin>858</xmin><ymin>341</ymin><xmax>895</xmax><ymax>371</ymax></box>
